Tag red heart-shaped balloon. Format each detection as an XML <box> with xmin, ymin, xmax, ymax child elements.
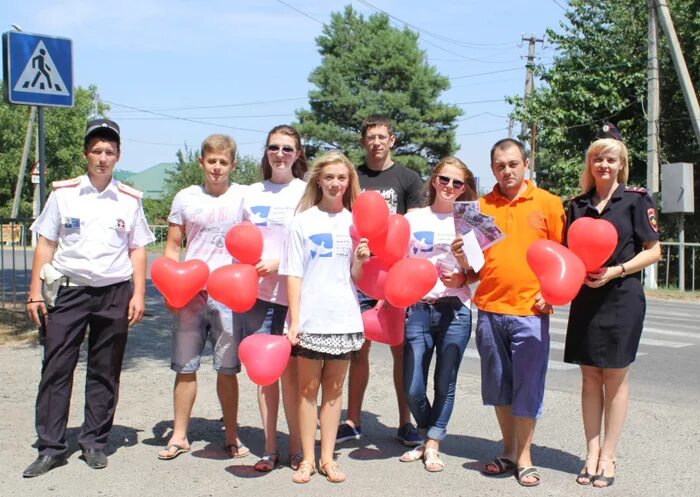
<box><xmin>362</xmin><ymin>300</ymin><xmax>406</xmax><ymax>346</ymax></box>
<box><xmin>150</xmin><ymin>257</ymin><xmax>209</xmax><ymax>309</ymax></box>
<box><xmin>238</xmin><ymin>334</ymin><xmax>291</xmax><ymax>386</ymax></box>
<box><xmin>352</xmin><ymin>190</ymin><xmax>390</xmax><ymax>239</ymax></box>
<box><xmin>567</xmin><ymin>217</ymin><xmax>618</xmax><ymax>272</ymax></box>
<box><xmin>384</xmin><ymin>258</ymin><xmax>438</xmax><ymax>308</ymax></box>
<box><xmin>526</xmin><ymin>240</ymin><xmax>586</xmax><ymax>306</ymax></box>
<box><xmin>207</xmin><ymin>263</ymin><xmax>259</xmax><ymax>312</ymax></box>
<box><xmin>356</xmin><ymin>256</ymin><xmax>390</xmax><ymax>300</ymax></box>
<box><xmin>368</xmin><ymin>213</ymin><xmax>410</xmax><ymax>269</ymax></box>
<box><xmin>225</xmin><ymin>222</ymin><xmax>264</xmax><ymax>265</ymax></box>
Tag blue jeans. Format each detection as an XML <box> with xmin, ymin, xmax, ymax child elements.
<box><xmin>402</xmin><ymin>297</ymin><xmax>471</xmax><ymax>441</ymax></box>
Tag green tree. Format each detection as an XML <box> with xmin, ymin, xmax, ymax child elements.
<box><xmin>295</xmin><ymin>5</ymin><xmax>461</xmax><ymax>176</ymax></box>
<box><xmin>145</xmin><ymin>147</ymin><xmax>261</xmax><ymax>224</ymax></box>
<box><xmin>512</xmin><ymin>0</ymin><xmax>700</xmax><ymax>212</ymax></box>
<box><xmin>0</xmin><ymin>83</ymin><xmax>108</xmax><ymax>217</ymax></box>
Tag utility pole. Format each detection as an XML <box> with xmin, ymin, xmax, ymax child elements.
<box><xmin>655</xmin><ymin>0</ymin><xmax>700</xmax><ymax>147</ymax></box>
<box><xmin>10</xmin><ymin>106</ymin><xmax>36</xmax><ymax>218</ymax></box>
<box><xmin>521</xmin><ymin>35</ymin><xmax>544</xmax><ymax>182</ymax></box>
<box><xmin>645</xmin><ymin>0</ymin><xmax>660</xmax><ymax>289</ymax></box>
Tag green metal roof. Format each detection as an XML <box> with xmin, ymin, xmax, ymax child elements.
<box><xmin>115</xmin><ymin>162</ymin><xmax>177</xmax><ymax>199</ymax></box>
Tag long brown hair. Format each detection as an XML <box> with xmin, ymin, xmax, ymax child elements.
<box><xmin>260</xmin><ymin>125</ymin><xmax>307</xmax><ymax>180</ymax></box>
<box><xmin>297</xmin><ymin>152</ymin><xmax>359</xmax><ymax>212</ymax></box>
<box><xmin>425</xmin><ymin>156</ymin><xmax>478</xmax><ymax>206</ymax></box>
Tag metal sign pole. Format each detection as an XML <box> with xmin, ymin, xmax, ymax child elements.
<box><xmin>38</xmin><ymin>106</ymin><xmax>46</xmax><ymax>211</ymax></box>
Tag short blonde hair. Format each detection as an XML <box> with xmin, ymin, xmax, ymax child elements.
<box><xmin>579</xmin><ymin>138</ymin><xmax>629</xmax><ymax>193</ymax></box>
<box><xmin>201</xmin><ymin>134</ymin><xmax>237</xmax><ymax>162</ymax></box>
<box><xmin>297</xmin><ymin>151</ymin><xmax>359</xmax><ymax>212</ymax></box>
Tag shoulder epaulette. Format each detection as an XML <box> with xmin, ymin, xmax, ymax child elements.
<box><xmin>625</xmin><ymin>186</ymin><xmax>647</xmax><ymax>194</ymax></box>
<box><xmin>117</xmin><ymin>181</ymin><xmax>144</xmax><ymax>199</ymax></box>
<box><xmin>51</xmin><ymin>177</ymin><xmax>81</xmax><ymax>189</ymax></box>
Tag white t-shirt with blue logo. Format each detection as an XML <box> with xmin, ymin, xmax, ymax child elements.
<box><xmin>279</xmin><ymin>206</ymin><xmax>363</xmax><ymax>335</ymax></box>
<box><xmin>168</xmin><ymin>184</ymin><xmax>246</xmax><ymax>272</ymax></box>
<box><xmin>404</xmin><ymin>206</ymin><xmax>472</xmax><ymax>303</ymax></box>
<box><xmin>241</xmin><ymin>178</ymin><xmax>306</xmax><ymax>305</ymax></box>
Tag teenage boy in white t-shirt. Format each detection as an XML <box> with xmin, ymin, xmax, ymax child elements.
<box><xmin>157</xmin><ymin>134</ymin><xmax>248</xmax><ymax>461</ymax></box>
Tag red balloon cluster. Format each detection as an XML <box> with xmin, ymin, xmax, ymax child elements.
<box><xmin>362</xmin><ymin>300</ymin><xmax>406</xmax><ymax>346</ymax></box>
<box><xmin>238</xmin><ymin>334</ymin><xmax>291</xmax><ymax>385</ymax></box>
<box><xmin>526</xmin><ymin>218</ymin><xmax>618</xmax><ymax>306</ymax></box>
<box><xmin>352</xmin><ymin>191</ymin><xmax>424</xmax><ymax>304</ymax></box>
<box><xmin>150</xmin><ymin>257</ymin><xmax>209</xmax><ymax>309</ymax></box>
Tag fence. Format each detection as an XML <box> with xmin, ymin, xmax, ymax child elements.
<box><xmin>2</xmin><ymin>218</ymin><xmax>699</xmax><ymax>313</ymax></box>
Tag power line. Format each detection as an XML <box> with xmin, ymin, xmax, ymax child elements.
<box><xmin>108</xmin><ymin>97</ymin><xmax>308</xmax><ymax>113</ymax></box>
<box><xmin>274</xmin><ymin>0</ymin><xmax>324</xmax><ymax>24</ymax></box>
<box><xmin>104</xmin><ymin>100</ymin><xmax>268</xmax><ymax>134</ymax></box>
<box><xmin>456</xmin><ymin>127</ymin><xmax>507</xmax><ymax>137</ymax></box>
<box><xmin>549</xmin><ymin>0</ymin><xmax>567</xmax><ymax>10</ymax></box>
<box><xmin>115</xmin><ymin>113</ymin><xmax>296</xmax><ymax>121</ymax></box>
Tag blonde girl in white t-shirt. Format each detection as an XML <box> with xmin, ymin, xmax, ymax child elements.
<box><xmin>236</xmin><ymin>125</ymin><xmax>307</xmax><ymax>472</ymax></box>
<box><xmin>280</xmin><ymin>152</ymin><xmax>370</xmax><ymax>484</ymax></box>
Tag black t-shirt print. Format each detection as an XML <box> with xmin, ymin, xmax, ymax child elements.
<box><xmin>357</xmin><ymin>163</ymin><xmax>424</xmax><ymax>214</ymax></box>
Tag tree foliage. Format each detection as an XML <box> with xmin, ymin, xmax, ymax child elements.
<box><xmin>0</xmin><ymin>83</ymin><xmax>108</xmax><ymax>217</ymax></box>
<box><xmin>513</xmin><ymin>0</ymin><xmax>700</xmax><ymax>240</ymax></box>
<box><xmin>295</xmin><ymin>5</ymin><xmax>462</xmax><ymax>176</ymax></box>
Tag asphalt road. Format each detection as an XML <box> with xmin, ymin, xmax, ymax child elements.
<box><xmin>1</xmin><ymin>249</ymin><xmax>699</xmax><ymax>496</ymax></box>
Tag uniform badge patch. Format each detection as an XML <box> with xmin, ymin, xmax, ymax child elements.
<box><xmin>647</xmin><ymin>208</ymin><xmax>658</xmax><ymax>232</ymax></box>
<box><xmin>62</xmin><ymin>217</ymin><xmax>80</xmax><ymax>229</ymax></box>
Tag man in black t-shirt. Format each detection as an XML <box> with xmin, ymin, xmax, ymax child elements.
<box><xmin>337</xmin><ymin>115</ymin><xmax>424</xmax><ymax>447</ymax></box>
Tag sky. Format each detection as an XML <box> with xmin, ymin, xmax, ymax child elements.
<box><xmin>4</xmin><ymin>0</ymin><xmax>569</xmax><ymax>184</ymax></box>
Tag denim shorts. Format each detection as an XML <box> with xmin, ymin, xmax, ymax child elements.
<box><xmin>172</xmin><ymin>291</ymin><xmax>236</xmax><ymax>375</ymax></box>
<box><xmin>233</xmin><ymin>298</ymin><xmax>288</xmax><ymax>339</ymax></box>
<box><xmin>475</xmin><ymin>310</ymin><xmax>550</xmax><ymax>419</ymax></box>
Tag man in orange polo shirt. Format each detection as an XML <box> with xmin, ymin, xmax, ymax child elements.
<box><xmin>461</xmin><ymin>138</ymin><xmax>565</xmax><ymax>487</ymax></box>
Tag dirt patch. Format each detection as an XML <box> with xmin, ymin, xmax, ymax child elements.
<box><xmin>646</xmin><ymin>288</ymin><xmax>700</xmax><ymax>302</ymax></box>
<box><xmin>0</xmin><ymin>307</ymin><xmax>38</xmax><ymax>345</ymax></box>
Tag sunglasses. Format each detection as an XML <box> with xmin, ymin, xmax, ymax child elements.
<box><xmin>267</xmin><ymin>144</ymin><xmax>296</xmax><ymax>154</ymax></box>
<box><xmin>437</xmin><ymin>175</ymin><xmax>465</xmax><ymax>189</ymax></box>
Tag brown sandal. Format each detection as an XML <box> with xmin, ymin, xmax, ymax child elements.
<box><xmin>319</xmin><ymin>461</ymin><xmax>346</xmax><ymax>483</ymax></box>
<box><xmin>292</xmin><ymin>460</ymin><xmax>316</xmax><ymax>484</ymax></box>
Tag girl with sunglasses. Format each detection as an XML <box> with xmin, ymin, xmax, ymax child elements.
<box><xmin>399</xmin><ymin>156</ymin><xmax>478</xmax><ymax>472</ymax></box>
<box><xmin>236</xmin><ymin>125</ymin><xmax>307</xmax><ymax>472</ymax></box>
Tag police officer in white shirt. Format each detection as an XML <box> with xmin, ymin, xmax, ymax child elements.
<box><xmin>23</xmin><ymin>119</ymin><xmax>155</xmax><ymax>478</ymax></box>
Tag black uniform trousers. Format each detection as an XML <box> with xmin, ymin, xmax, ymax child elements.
<box><xmin>35</xmin><ymin>280</ymin><xmax>132</xmax><ymax>457</ymax></box>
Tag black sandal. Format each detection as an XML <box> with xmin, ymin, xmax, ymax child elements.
<box><xmin>576</xmin><ymin>456</ymin><xmax>598</xmax><ymax>485</ymax></box>
<box><xmin>481</xmin><ymin>456</ymin><xmax>515</xmax><ymax>476</ymax></box>
<box><xmin>592</xmin><ymin>459</ymin><xmax>615</xmax><ymax>488</ymax></box>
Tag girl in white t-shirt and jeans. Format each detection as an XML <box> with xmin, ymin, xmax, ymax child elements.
<box><xmin>236</xmin><ymin>125</ymin><xmax>307</xmax><ymax>472</ymax></box>
<box><xmin>280</xmin><ymin>152</ymin><xmax>370</xmax><ymax>484</ymax></box>
<box><xmin>399</xmin><ymin>157</ymin><xmax>478</xmax><ymax>472</ymax></box>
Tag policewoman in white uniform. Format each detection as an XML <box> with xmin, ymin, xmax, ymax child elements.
<box><xmin>23</xmin><ymin>119</ymin><xmax>155</xmax><ymax>478</ymax></box>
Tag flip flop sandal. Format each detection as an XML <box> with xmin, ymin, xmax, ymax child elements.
<box><xmin>157</xmin><ymin>444</ymin><xmax>190</xmax><ymax>460</ymax></box>
<box><xmin>482</xmin><ymin>456</ymin><xmax>515</xmax><ymax>476</ymax></box>
<box><xmin>225</xmin><ymin>442</ymin><xmax>250</xmax><ymax>459</ymax></box>
<box><xmin>254</xmin><ymin>451</ymin><xmax>280</xmax><ymax>472</ymax></box>
<box><xmin>399</xmin><ymin>445</ymin><xmax>425</xmax><ymax>463</ymax></box>
<box><xmin>319</xmin><ymin>461</ymin><xmax>346</xmax><ymax>483</ymax></box>
<box><xmin>516</xmin><ymin>466</ymin><xmax>541</xmax><ymax>487</ymax></box>
<box><xmin>292</xmin><ymin>460</ymin><xmax>316</xmax><ymax>484</ymax></box>
<box><xmin>423</xmin><ymin>448</ymin><xmax>444</xmax><ymax>473</ymax></box>
<box><xmin>592</xmin><ymin>459</ymin><xmax>616</xmax><ymax>488</ymax></box>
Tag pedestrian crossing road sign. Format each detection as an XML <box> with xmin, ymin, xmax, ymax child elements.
<box><xmin>3</xmin><ymin>31</ymin><xmax>73</xmax><ymax>107</ymax></box>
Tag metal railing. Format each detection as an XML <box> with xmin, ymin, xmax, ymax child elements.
<box><xmin>659</xmin><ymin>241</ymin><xmax>700</xmax><ymax>291</ymax></box>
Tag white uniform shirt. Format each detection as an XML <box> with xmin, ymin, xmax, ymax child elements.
<box><xmin>167</xmin><ymin>184</ymin><xmax>246</xmax><ymax>272</ymax></box>
<box><xmin>405</xmin><ymin>207</ymin><xmax>471</xmax><ymax>303</ymax></box>
<box><xmin>242</xmin><ymin>178</ymin><xmax>306</xmax><ymax>305</ymax></box>
<box><xmin>279</xmin><ymin>206</ymin><xmax>363</xmax><ymax>335</ymax></box>
<box><xmin>30</xmin><ymin>175</ymin><xmax>155</xmax><ymax>287</ymax></box>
